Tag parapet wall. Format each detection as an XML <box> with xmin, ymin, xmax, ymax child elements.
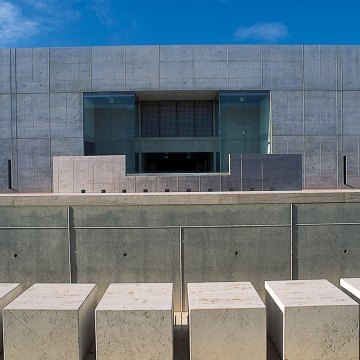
<box><xmin>52</xmin><ymin>154</ymin><xmax>302</xmax><ymax>193</ymax></box>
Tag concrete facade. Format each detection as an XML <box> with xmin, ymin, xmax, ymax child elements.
<box><xmin>1</xmin><ymin>45</ymin><xmax>360</xmax><ymax>192</ymax></box>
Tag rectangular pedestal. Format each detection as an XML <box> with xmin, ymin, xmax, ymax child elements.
<box><xmin>95</xmin><ymin>283</ymin><xmax>173</xmax><ymax>360</ymax></box>
<box><xmin>0</xmin><ymin>284</ymin><xmax>23</xmax><ymax>351</ymax></box>
<box><xmin>188</xmin><ymin>282</ymin><xmax>266</xmax><ymax>360</ymax></box>
<box><xmin>3</xmin><ymin>283</ymin><xmax>97</xmax><ymax>360</ymax></box>
<box><xmin>265</xmin><ymin>279</ymin><xmax>359</xmax><ymax>360</ymax></box>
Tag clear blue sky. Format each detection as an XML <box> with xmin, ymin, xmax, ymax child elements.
<box><xmin>0</xmin><ymin>0</ymin><xmax>359</xmax><ymax>48</ymax></box>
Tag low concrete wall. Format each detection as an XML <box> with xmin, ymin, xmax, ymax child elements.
<box><xmin>0</xmin><ymin>191</ymin><xmax>359</xmax><ymax>311</ymax></box>
<box><xmin>52</xmin><ymin>154</ymin><xmax>302</xmax><ymax>193</ymax></box>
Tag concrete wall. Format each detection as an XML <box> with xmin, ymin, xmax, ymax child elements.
<box><xmin>52</xmin><ymin>154</ymin><xmax>302</xmax><ymax>193</ymax></box>
<box><xmin>1</xmin><ymin>191</ymin><xmax>360</xmax><ymax>311</ymax></box>
<box><xmin>1</xmin><ymin>45</ymin><xmax>360</xmax><ymax>192</ymax></box>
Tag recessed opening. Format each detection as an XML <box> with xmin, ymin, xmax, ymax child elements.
<box><xmin>208</xmin><ymin>188</ymin><xmax>213</xmax><ymax>192</ymax></box>
<box><xmin>270</xmin><ymin>187</ymin><xmax>275</xmax><ymax>191</ymax></box>
<box><xmin>186</xmin><ymin>189</ymin><xmax>191</xmax><ymax>192</ymax></box>
<box><xmin>81</xmin><ymin>189</ymin><xmax>86</xmax><ymax>193</ymax></box>
<box><xmin>13</xmin><ymin>253</ymin><xmax>18</xmax><ymax>258</ymax></box>
<box><xmin>123</xmin><ymin>252</ymin><xmax>128</xmax><ymax>257</ymax></box>
<box><xmin>234</xmin><ymin>251</ymin><xmax>239</xmax><ymax>256</ymax></box>
<box><xmin>142</xmin><ymin>152</ymin><xmax>213</xmax><ymax>173</ymax></box>
<box><xmin>344</xmin><ymin>249</ymin><xmax>348</xmax><ymax>254</ymax></box>
<box><xmin>143</xmin><ymin>189</ymin><xmax>148</xmax><ymax>192</ymax></box>
<box><xmin>250</xmin><ymin>187</ymin><xmax>255</xmax><ymax>191</ymax></box>
<box><xmin>229</xmin><ymin>188</ymin><xmax>234</xmax><ymax>191</ymax></box>
<box><xmin>165</xmin><ymin>189</ymin><xmax>170</xmax><ymax>192</ymax></box>
<box><xmin>122</xmin><ymin>189</ymin><xmax>127</xmax><ymax>193</ymax></box>
<box><xmin>7</xmin><ymin>159</ymin><xmax>12</xmax><ymax>189</ymax></box>
<box><xmin>101</xmin><ymin>189</ymin><xmax>106</xmax><ymax>193</ymax></box>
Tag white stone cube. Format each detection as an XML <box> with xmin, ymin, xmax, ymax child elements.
<box><xmin>95</xmin><ymin>283</ymin><xmax>173</xmax><ymax>360</ymax></box>
<box><xmin>0</xmin><ymin>284</ymin><xmax>23</xmax><ymax>350</ymax></box>
<box><xmin>188</xmin><ymin>282</ymin><xmax>266</xmax><ymax>360</ymax></box>
<box><xmin>265</xmin><ymin>279</ymin><xmax>359</xmax><ymax>360</ymax></box>
<box><xmin>340</xmin><ymin>278</ymin><xmax>360</xmax><ymax>302</ymax></box>
<box><xmin>3</xmin><ymin>283</ymin><xmax>97</xmax><ymax>360</ymax></box>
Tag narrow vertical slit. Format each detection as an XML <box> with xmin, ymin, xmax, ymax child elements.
<box><xmin>7</xmin><ymin>159</ymin><xmax>12</xmax><ymax>189</ymax></box>
<box><xmin>343</xmin><ymin>155</ymin><xmax>347</xmax><ymax>186</ymax></box>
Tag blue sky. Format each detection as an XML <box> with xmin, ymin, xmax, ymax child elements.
<box><xmin>0</xmin><ymin>0</ymin><xmax>359</xmax><ymax>48</ymax></box>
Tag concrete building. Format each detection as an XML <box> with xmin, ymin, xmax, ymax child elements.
<box><xmin>1</xmin><ymin>45</ymin><xmax>360</xmax><ymax>193</ymax></box>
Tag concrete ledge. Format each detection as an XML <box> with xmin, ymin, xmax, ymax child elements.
<box><xmin>0</xmin><ymin>284</ymin><xmax>23</xmax><ymax>350</ymax></box>
<box><xmin>95</xmin><ymin>283</ymin><xmax>173</xmax><ymax>360</ymax></box>
<box><xmin>2</xmin><ymin>189</ymin><xmax>360</xmax><ymax>206</ymax></box>
<box><xmin>265</xmin><ymin>279</ymin><xmax>359</xmax><ymax>360</ymax></box>
<box><xmin>3</xmin><ymin>283</ymin><xmax>97</xmax><ymax>360</ymax></box>
<box><xmin>188</xmin><ymin>282</ymin><xmax>266</xmax><ymax>360</ymax></box>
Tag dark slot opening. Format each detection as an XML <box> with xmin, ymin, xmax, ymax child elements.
<box><xmin>7</xmin><ymin>160</ymin><xmax>12</xmax><ymax>189</ymax></box>
<box><xmin>344</xmin><ymin>155</ymin><xmax>347</xmax><ymax>185</ymax></box>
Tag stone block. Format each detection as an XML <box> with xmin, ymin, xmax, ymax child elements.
<box><xmin>3</xmin><ymin>283</ymin><xmax>97</xmax><ymax>360</ymax></box>
<box><xmin>265</xmin><ymin>279</ymin><xmax>359</xmax><ymax>360</ymax></box>
<box><xmin>0</xmin><ymin>284</ymin><xmax>23</xmax><ymax>350</ymax></box>
<box><xmin>188</xmin><ymin>282</ymin><xmax>266</xmax><ymax>360</ymax></box>
<box><xmin>96</xmin><ymin>283</ymin><xmax>173</xmax><ymax>360</ymax></box>
<box><xmin>341</xmin><ymin>278</ymin><xmax>360</xmax><ymax>303</ymax></box>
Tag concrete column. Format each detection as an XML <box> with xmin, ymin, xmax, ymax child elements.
<box><xmin>188</xmin><ymin>282</ymin><xmax>266</xmax><ymax>360</ymax></box>
<box><xmin>3</xmin><ymin>283</ymin><xmax>97</xmax><ymax>360</ymax></box>
<box><xmin>265</xmin><ymin>279</ymin><xmax>359</xmax><ymax>360</ymax></box>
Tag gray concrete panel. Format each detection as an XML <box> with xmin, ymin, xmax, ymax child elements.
<box><xmin>193</xmin><ymin>45</ymin><xmax>227</xmax><ymax>61</ymax></box>
<box><xmin>200</xmin><ymin>175</ymin><xmax>221</xmax><ymax>192</ymax></box>
<box><xmin>294</xmin><ymin>203</ymin><xmax>360</xmax><ymax>224</ymax></box>
<box><xmin>72</xmin><ymin>204</ymin><xmax>290</xmax><ymax>227</ymax></box>
<box><xmin>16</xmin><ymin>93</ymin><xmax>50</xmax><ymax>128</ymax></box>
<box><xmin>135</xmin><ymin>176</ymin><xmax>157</xmax><ymax>193</ymax></box>
<box><xmin>228</xmin><ymin>78</ymin><xmax>261</xmax><ymax>89</ymax></box>
<box><xmin>183</xmin><ymin>226</ymin><xmax>291</xmax><ymax>306</ymax></box>
<box><xmin>0</xmin><ymin>140</ymin><xmax>12</xmax><ymax>192</ymax></box>
<box><xmin>178</xmin><ymin>176</ymin><xmax>200</xmax><ymax>192</ymax></box>
<box><xmin>160</xmin><ymin>46</ymin><xmax>193</xmax><ymax>62</ymax></box>
<box><xmin>194</xmin><ymin>61</ymin><xmax>227</xmax><ymax>79</ymax></box>
<box><xmin>160</xmin><ymin>61</ymin><xmax>193</xmax><ymax>79</ymax></box>
<box><xmin>293</xmin><ymin>225</ymin><xmax>360</xmax><ymax>284</ymax></box>
<box><xmin>74</xmin><ymin>228</ymin><xmax>181</xmax><ymax>310</ymax></box>
<box><xmin>0</xmin><ymin>229</ymin><xmax>69</xmax><ymax>284</ymax></box>
<box><xmin>156</xmin><ymin>176</ymin><xmax>178</xmax><ymax>192</ymax></box>
<box><xmin>228</xmin><ymin>45</ymin><xmax>261</xmax><ymax>62</ymax></box>
<box><xmin>0</xmin><ymin>205</ymin><xmax>67</xmax><ymax>227</ymax></box>
<box><xmin>262</xmin><ymin>46</ymin><xmax>303</xmax><ymax>62</ymax></box>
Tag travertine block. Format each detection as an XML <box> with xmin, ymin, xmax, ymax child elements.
<box><xmin>341</xmin><ymin>278</ymin><xmax>360</xmax><ymax>302</ymax></box>
<box><xmin>265</xmin><ymin>279</ymin><xmax>359</xmax><ymax>360</ymax></box>
<box><xmin>188</xmin><ymin>282</ymin><xmax>266</xmax><ymax>360</ymax></box>
<box><xmin>96</xmin><ymin>283</ymin><xmax>173</xmax><ymax>360</ymax></box>
<box><xmin>0</xmin><ymin>284</ymin><xmax>23</xmax><ymax>350</ymax></box>
<box><xmin>3</xmin><ymin>283</ymin><xmax>97</xmax><ymax>360</ymax></box>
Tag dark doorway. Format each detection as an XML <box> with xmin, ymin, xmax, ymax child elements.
<box><xmin>142</xmin><ymin>152</ymin><xmax>213</xmax><ymax>173</ymax></box>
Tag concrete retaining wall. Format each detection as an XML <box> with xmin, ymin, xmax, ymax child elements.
<box><xmin>0</xmin><ymin>191</ymin><xmax>360</xmax><ymax>311</ymax></box>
